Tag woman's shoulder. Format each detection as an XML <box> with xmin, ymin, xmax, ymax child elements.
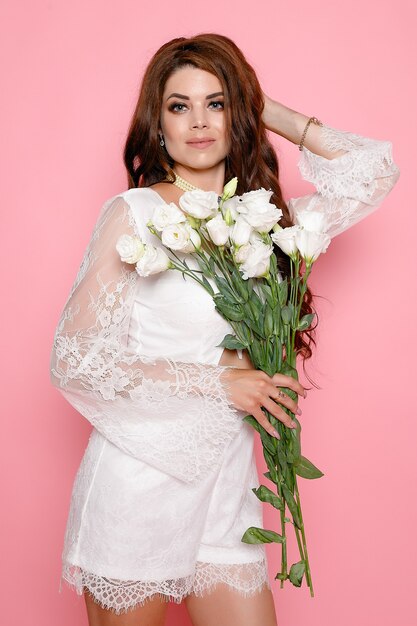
<box><xmin>101</xmin><ymin>187</ymin><xmax>165</xmax><ymax>219</ymax></box>
<box><xmin>112</xmin><ymin>186</ymin><xmax>164</xmax><ymax>205</ymax></box>
<box><xmin>104</xmin><ymin>187</ymin><xmax>166</xmax><ymax>240</ymax></box>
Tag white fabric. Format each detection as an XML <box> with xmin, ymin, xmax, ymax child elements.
<box><xmin>50</xmin><ymin>122</ymin><xmax>400</xmax><ymax>613</ymax></box>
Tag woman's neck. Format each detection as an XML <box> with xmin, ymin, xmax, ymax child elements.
<box><xmin>172</xmin><ymin>163</ymin><xmax>225</xmax><ymax>195</ymax></box>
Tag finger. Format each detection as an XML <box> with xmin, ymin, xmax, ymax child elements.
<box><xmin>272</xmin><ymin>373</ymin><xmax>306</xmax><ymax>398</ymax></box>
<box><xmin>268</xmin><ymin>386</ymin><xmax>300</xmax><ymax>415</ymax></box>
<box><xmin>262</xmin><ymin>397</ymin><xmax>297</xmax><ymax>429</ymax></box>
<box><xmin>252</xmin><ymin>406</ymin><xmax>281</xmax><ymax>439</ymax></box>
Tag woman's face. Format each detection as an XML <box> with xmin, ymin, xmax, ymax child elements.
<box><xmin>159</xmin><ymin>66</ymin><xmax>230</xmax><ymax>172</ymax></box>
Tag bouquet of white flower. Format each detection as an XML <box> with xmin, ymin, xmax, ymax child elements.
<box><xmin>116</xmin><ymin>178</ymin><xmax>332</xmax><ymax>597</ymax></box>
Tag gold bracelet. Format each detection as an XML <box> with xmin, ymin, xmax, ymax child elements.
<box><xmin>298</xmin><ymin>116</ymin><xmax>323</xmax><ymax>151</ymax></box>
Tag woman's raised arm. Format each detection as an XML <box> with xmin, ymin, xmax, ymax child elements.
<box><xmin>262</xmin><ymin>96</ymin><xmax>400</xmax><ymax>238</ymax></box>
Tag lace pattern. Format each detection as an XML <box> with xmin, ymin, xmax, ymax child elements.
<box><xmin>61</xmin><ymin>560</ymin><xmax>270</xmax><ymax>615</ymax></box>
<box><xmin>290</xmin><ymin>123</ymin><xmax>400</xmax><ymax>238</ymax></box>
<box><xmin>50</xmin><ymin>195</ymin><xmax>242</xmax><ymax>483</ymax></box>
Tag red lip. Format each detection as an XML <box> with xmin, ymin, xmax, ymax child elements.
<box><xmin>186</xmin><ymin>137</ymin><xmax>215</xmax><ymax>144</ymax></box>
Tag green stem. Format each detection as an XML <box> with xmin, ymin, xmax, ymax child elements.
<box><xmin>169</xmin><ymin>259</ymin><xmax>212</xmax><ymax>294</ymax></box>
<box><xmin>290</xmin><ymin>262</ymin><xmax>312</xmax><ymax>357</ymax></box>
<box><xmin>276</xmin><ymin>471</ymin><xmax>287</xmax><ymax>588</ymax></box>
<box><xmin>293</xmin><ymin>471</ymin><xmax>314</xmax><ymax>597</ymax></box>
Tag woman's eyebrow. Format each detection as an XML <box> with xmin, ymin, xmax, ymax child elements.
<box><xmin>166</xmin><ymin>91</ymin><xmax>224</xmax><ymax>100</ymax></box>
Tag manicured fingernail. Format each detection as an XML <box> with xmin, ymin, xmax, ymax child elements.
<box><xmin>290</xmin><ymin>421</ymin><xmax>297</xmax><ymax>428</ymax></box>
<box><xmin>272</xmin><ymin>430</ymin><xmax>280</xmax><ymax>439</ymax></box>
<box><xmin>296</xmin><ymin>407</ymin><xmax>302</xmax><ymax>415</ymax></box>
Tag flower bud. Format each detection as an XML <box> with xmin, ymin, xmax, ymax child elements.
<box><xmin>221</xmin><ymin>176</ymin><xmax>238</xmax><ymax>201</ymax></box>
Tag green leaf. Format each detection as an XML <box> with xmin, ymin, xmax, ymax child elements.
<box><xmin>252</xmin><ymin>485</ymin><xmax>284</xmax><ymax>511</ymax></box>
<box><xmin>289</xmin><ymin>426</ymin><xmax>301</xmax><ymax>462</ymax></box>
<box><xmin>263</xmin><ymin>303</ymin><xmax>274</xmax><ymax>337</ymax></box>
<box><xmin>213</xmin><ymin>295</ymin><xmax>245</xmax><ymax>321</ymax></box>
<box><xmin>297</xmin><ymin>313</ymin><xmax>316</xmax><ymax>331</ymax></box>
<box><xmin>272</xmin><ymin>304</ymin><xmax>282</xmax><ymax>336</ymax></box>
<box><xmin>281</xmin><ymin>305</ymin><xmax>292</xmax><ymax>325</ymax></box>
<box><xmin>201</xmin><ymin>275</ymin><xmax>214</xmax><ymax>295</ymax></box>
<box><xmin>276</xmin><ymin>439</ymin><xmax>290</xmax><ymax>478</ymax></box>
<box><xmin>272</xmin><ymin>336</ymin><xmax>283</xmax><ymax>371</ymax></box>
<box><xmin>241</xmin><ymin>527</ymin><xmax>285</xmax><ymax>544</ymax></box>
<box><xmin>259</xmin><ymin>420</ymin><xmax>278</xmax><ymax>456</ymax></box>
<box><xmin>280</xmin><ymin>359</ymin><xmax>299</xmax><ymax>381</ymax></box>
<box><xmin>245</xmin><ymin>317</ymin><xmax>265</xmax><ymax>339</ymax></box>
<box><xmin>243</xmin><ymin>414</ymin><xmax>261</xmax><ymax>434</ymax></box>
<box><xmin>278</xmin><ymin>278</ymin><xmax>288</xmax><ymax>307</ymax></box>
<box><xmin>263</xmin><ymin>449</ymin><xmax>279</xmax><ymax>483</ymax></box>
<box><xmin>239</xmin><ymin>323</ymin><xmax>253</xmax><ymax>346</ymax></box>
<box><xmin>248</xmin><ymin>337</ymin><xmax>265</xmax><ymax>363</ymax></box>
<box><xmin>232</xmin><ymin>273</ymin><xmax>249</xmax><ymax>301</ymax></box>
<box><xmin>281</xmin><ymin>483</ymin><xmax>302</xmax><ymax>529</ymax></box>
<box><xmin>215</xmin><ymin>276</ymin><xmax>242</xmax><ymax>303</ymax></box>
<box><xmin>275</xmin><ymin>572</ymin><xmax>289</xmax><ymax>581</ymax></box>
<box><xmin>263</xmin><ymin>471</ymin><xmax>276</xmax><ymax>484</ymax></box>
<box><xmin>217</xmin><ymin>334</ymin><xmax>246</xmax><ymax>350</ymax></box>
<box><xmin>259</xmin><ymin>283</ymin><xmax>274</xmax><ymax>308</ymax></box>
<box><xmin>289</xmin><ymin>561</ymin><xmax>305</xmax><ymax>587</ymax></box>
<box><xmin>294</xmin><ymin>455</ymin><xmax>324</xmax><ymax>479</ymax></box>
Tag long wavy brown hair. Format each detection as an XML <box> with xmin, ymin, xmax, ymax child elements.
<box><xmin>123</xmin><ymin>33</ymin><xmax>319</xmax><ymax>385</ymax></box>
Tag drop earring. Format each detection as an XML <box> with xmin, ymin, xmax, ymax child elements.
<box><xmin>159</xmin><ymin>134</ymin><xmax>165</xmax><ymax>147</ymax></box>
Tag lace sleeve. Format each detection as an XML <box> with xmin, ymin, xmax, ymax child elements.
<box><xmin>49</xmin><ymin>194</ymin><xmax>241</xmax><ymax>483</ymax></box>
<box><xmin>287</xmin><ymin>123</ymin><xmax>401</xmax><ymax>238</ymax></box>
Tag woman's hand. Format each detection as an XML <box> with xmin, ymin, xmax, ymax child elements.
<box><xmin>220</xmin><ymin>367</ymin><xmax>306</xmax><ymax>439</ymax></box>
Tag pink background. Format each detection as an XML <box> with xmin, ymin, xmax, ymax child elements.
<box><xmin>1</xmin><ymin>1</ymin><xmax>415</xmax><ymax>624</ymax></box>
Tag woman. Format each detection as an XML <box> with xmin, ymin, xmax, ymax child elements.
<box><xmin>50</xmin><ymin>33</ymin><xmax>400</xmax><ymax>626</ymax></box>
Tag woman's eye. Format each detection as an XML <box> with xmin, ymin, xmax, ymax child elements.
<box><xmin>169</xmin><ymin>101</ymin><xmax>224</xmax><ymax>112</ymax></box>
<box><xmin>169</xmin><ymin>103</ymin><xmax>187</xmax><ymax>112</ymax></box>
<box><xmin>209</xmin><ymin>101</ymin><xmax>224</xmax><ymax>110</ymax></box>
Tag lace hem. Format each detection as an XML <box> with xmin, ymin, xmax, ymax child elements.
<box><xmin>298</xmin><ymin>123</ymin><xmax>397</xmax><ymax>203</ymax></box>
<box><xmin>60</xmin><ymin>559</ymin><xmax>271</xmax><ymax>615</ymax></box>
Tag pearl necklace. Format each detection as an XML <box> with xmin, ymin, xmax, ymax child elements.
<box><xmin>166</xmin><ymin>171</ymin><xmax>222</xmax><ymax>203</ymax></box>
<box><xmin>170</xmin><ymin>171</ymin><xmax>202</xmax><ymax>192</ymax></box>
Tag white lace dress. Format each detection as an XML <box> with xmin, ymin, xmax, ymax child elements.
<box><xmin>50</xmin><ymin>123</ymin><xmax>400</xmax><ymax>614</ymax></box>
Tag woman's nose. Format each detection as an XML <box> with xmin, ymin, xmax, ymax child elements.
<box><xmin>190</xmin><ymin>107</ymin><xmax>209</xmax><ymax>129</ymax></box>
<box><xmin>191</xmin><ymin>118</ymin><xmax>208</xmax><ymax>129</ymax></box>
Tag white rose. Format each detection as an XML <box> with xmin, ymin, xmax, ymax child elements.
<box><xmin>116</xmin><ymin>234</ymin><xmax>145</xmax><ymax>264</ymax></box>
<box><xmin>295</xmin><ymin>209</ymin><xmax>329</xmax><ymax>233</ymax></box>
<box><xmin>233</xmin><ymin>242</ymin><xmax>251</xmax><ymax>263</ymax></box>
<box><xmin>179</xmin><ymin>189</ymin><xmax>219</xmax><ymax>219</ymax></box>
<box><xmin>151</xmin><ymin>202</ymin><xmax>186</xmax><ymax>231</ymax></box>
<box><xmin>295</xmin><ymin>229</ymin><xmax>331</xmax><ymax>264</ymax></box>
<box><xmin>239</xmin><ymin>240</ymin><xmax>274</xmax><ymax>279</ymax></box>
<box><xmin>182</xmin><ymin>224</ymin><xmax>202</xmax><ymax>252</ymax></box>
<box><xmin>235</xmin><ymin>188</ymin><xmax>283</xmax><ymax>233</ymax></box>
<box><xmin>161</xmin><ymin>222</ymin><xmax>201</xmax><ymax>252</ymax></box>
<box><xmin>206</xmin><ymin>214</ymin><xmax>230</xmax><ymax>246</ymax></box>
<box><xmin>270</xmin><ymin>225</ymin><xmax>302</xmax><ymax>258</ymax></box>
<box><xmin>135</xmin><ymin>245</ymin><xmax>171</xmax><ymax>277</ymax></box>
<box><xmin>230</xmin><ymin>216</ymin><xmax>253</xmax><ymax>246</ymax></box>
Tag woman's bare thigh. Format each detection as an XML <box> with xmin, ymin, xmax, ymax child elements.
<box><xmin>184</xmin><ymin>584</ymin><xmax>278</xmax><ymax>626</ymax></box>
<box><xmin>83</xmin><ymin>587</ymin><xmax>169</xmax><ymax>626</ymax></box>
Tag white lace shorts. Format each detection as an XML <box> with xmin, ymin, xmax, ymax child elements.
<box><xmin>59</xmin><ymin>417</ymin><xmax>270</xmax><ymax>614</ymax></box>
